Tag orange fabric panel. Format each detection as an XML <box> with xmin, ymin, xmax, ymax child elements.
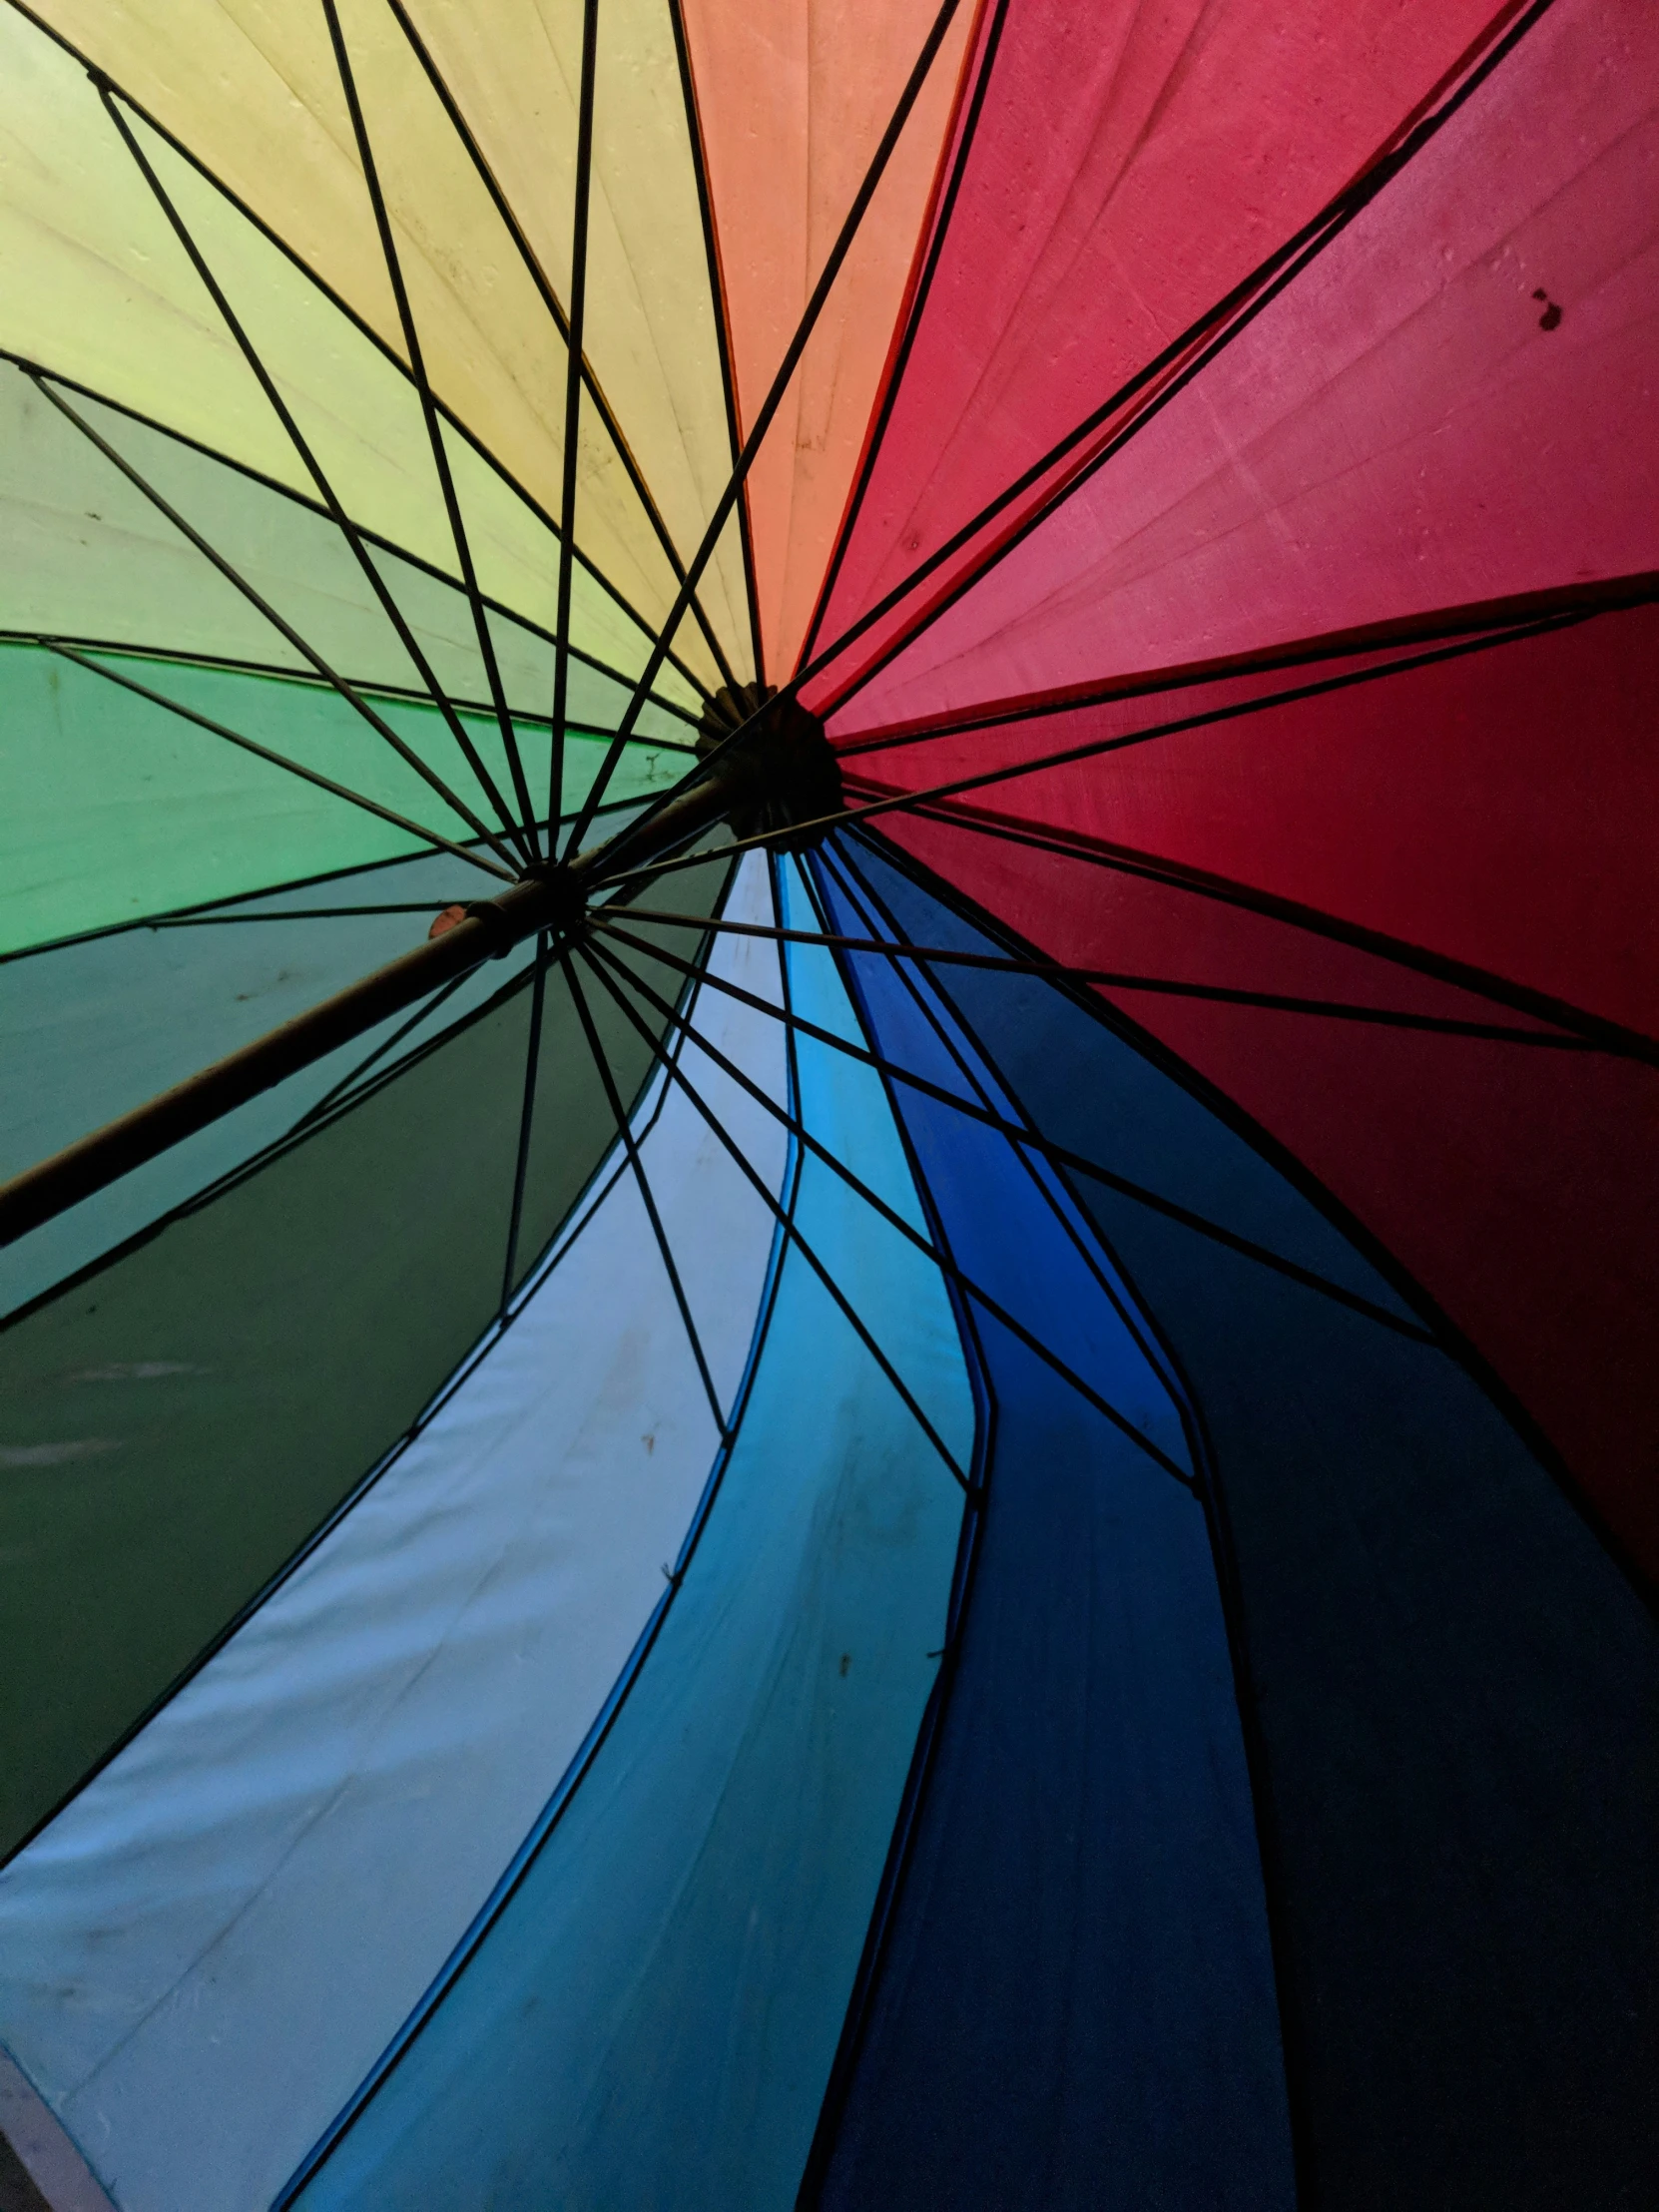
<box><xmin>680</xmin><ymin>0</ymin><xmax>975</xmax><ymax>680</ymax></box>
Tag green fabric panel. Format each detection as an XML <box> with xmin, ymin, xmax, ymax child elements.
<box><xmin>0</xmin><ymin>856</ymin><xmax>728</xmax><ymax>1859</ymax></box>
<box><xmin>0</xmin><ymin>643</ymin><xmax>685</xmax><ymax>952</ymax></box>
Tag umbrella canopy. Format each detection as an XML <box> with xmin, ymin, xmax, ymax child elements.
<box><xmin>0</xmin><ymin>2</ymin><xmax>1654</xmax><ymax>2207</ymax></box>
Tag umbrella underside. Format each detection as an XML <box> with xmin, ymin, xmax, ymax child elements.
<box><xmin>0</xmin><ymin>1</ymin><xmax>1655</xmax><ymax>2207</ymax></box>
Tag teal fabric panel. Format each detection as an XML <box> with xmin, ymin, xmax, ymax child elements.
<box><xmin>291</xmin><ymin>870</ymin><xmax>973</xmax><ymax>2211</ymax></box>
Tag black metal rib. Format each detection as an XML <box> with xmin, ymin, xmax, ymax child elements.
<box><xmin>30</xmin><ymin>372</ymin><xmax>524</xmax><ymax>873</ymax></box>
<box><xmin>590</xmin><ymin>913</ymin><xmax>1436</xmax><ymax>1342</ymax></box>
<box><xmin>561</xmin><ymin>946</ymin><xmax>729</xmax><ymax>1433</ymax></box>
<box><xmin>588</xmin><ymin>608</ymin><xmax>1659</xmax><ymax>1066</ymax></box>
<box><xmin>597</xmin><ymin>612</ymin><xmax>1602</xmax><ymax>895</ymax></box>
<box><xmin>320</xmin><ymin>0</ymin><xmax>541</xmax><ymax>856</ymax></box>
<box><xmin>795</xmin><ymin>0</ymin><xmax>1012</xmax><ymax>672</ymax></box>
<box><xmin>586</xmin><ymin>927</ymin><xmax>1194</xmax><ymax>1486</ymax></box>
<box><xmin>831</xmin><ymin>571</ymin><xmax>1659</xmax><ymax>758</ymax></box>
<box><xmin>286</xmin><ymin>966</ymin><xmax>480</xmax><ymax>1139</ymax></box>
<box><xmin>802</xmin><ymin>0</ymin><xmax>1562</xmax><ymax>717</ymax></box>
<box><xmin>0</xmin><ymin>630</ymin><xmax>702</xmax><ymax>754</ymax></box>
<box><xmin>550</xmin><ymin>0</ymin><xmax>601</xmax><ymax>840</ymax></box>
<box><xmin>576</xmin><ymin>938</ymin><xmax>972</xmax><ymax>1489</ymax></box>
<box><xmin>563</xmin><ymin>0</ymin><xmax>968</xmax><ymax>854</ymax></box>
<box><xmin>2</xmin><ymin>2</ymin><xmax>713</xmax><ymax>714</ymax></box>
<box><xmin>596</xmin><ymin>903</ymin><xmax>1592</xmax><ymax>1049</ymax></box>
<box><xmin>667</xmin><ymin>0</ymin><xmax>767</xmax><ymax>685</ymax></box>
<box><xmin>43</xmin><ymin>640</ymin><xmax>513</xmax><ymax>881</ymax></box>
<box><xmin>865</xmin><ymin>801</ymin><xmax>1659</xmax><ymax>1068</ymax></box>
<box><xmin>628</xmin><ymin>0</ymin><xmax>1559</xmax><ymax>796</ymax></box>
<box><xmin>802</xmin><ymin>839</ymin><xmax>1194</xmax><ymax>1432</ymax></box>
<box><xmin>96</xmin><ymin>79</ymin><xmax>535</xmax><ymax>865</ymax></box>
<box><xmin>0</xmin><ymin>346</ymin><xmax>710</xmax><ymax>736</ymax></box>
<box><xmin>500</xmin><ymin>937</ymin><xmax>550</xmax><ymax>1309</ymax></box>
<box><xmin>379</xmin><ymin>0</ymin><xmax>743</xmax><ymax>696</ymax></box>
<box><xmin>820</xmin><ymin>837</ymin><xmax>1228</xmax><ymax>1390</ymax></box>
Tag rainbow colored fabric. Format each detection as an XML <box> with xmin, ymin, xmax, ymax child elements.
<box><xmin>0</xmin><ymin>2</ymin><xmax>1654</xmax><ymax>2206</ymax></box>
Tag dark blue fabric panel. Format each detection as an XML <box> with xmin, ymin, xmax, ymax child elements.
<box><xmin>813</xmin><ymin>854</ymin><xmax>1294</xmax><ymax>2212</ymax></box>
<box><xmin>826</xmin><ymin>834</ymin><xmax>1659</xmax><ymax>2212</ymax></box>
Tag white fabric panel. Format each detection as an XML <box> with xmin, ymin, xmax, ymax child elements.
<box><xmin>0</xmin><ymin>857</ymin><xmax>788</xmax><ymax>2212</ymax></box>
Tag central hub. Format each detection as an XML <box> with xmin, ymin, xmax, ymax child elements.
<box><xmin>694</xmin><ymin>684</ymin><xmax>843</xmax><ymax>852</ymax></box>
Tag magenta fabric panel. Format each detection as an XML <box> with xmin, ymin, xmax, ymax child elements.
<box><xmin>873</xmin><ymin>805</ymin><xmax>1659</xmax><ymax>1590</ymax></box>
<box><xmin>841</xmin><ymin>602</ymin><xmax>1659</xmax><ymax>1034</ymax></box>
<box><xmin>831</xmin><ymin>0</ymin><xmax>1659</xmax><ymax>729</ymax></box>
<box><xmin>804</xmin><ymin>0</ymin><xmax>1506</xmax><ymax>681</ymax></box>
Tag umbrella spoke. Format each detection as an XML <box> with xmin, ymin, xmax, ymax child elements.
<box><xmin>830</xmin><ymin>574</ymin><xmax>1659</xmax><ymax>759</ymax></box>
<box><xmin>587</xmin><ymin>618</ymin><xmax>1659</xmax><ymax>1070</ymax></box>
<box><xmin>549</xmin><ymin>0</ymin><xmax>601</xmax><ymax>848</ymax></box>
<box><xmin>818</xmin><ymin>840</ymin><xmax>1188</xmax><ymax>1391</ymax></box>
<box><xmin>96</xmin><ymin>78</ymin><xmax>538</xmax><ymax>867</ymax></box>
<box><xmin>560</xmin><ymin>946</ymin><xmax>729</xmax><ymax>1436</ymax></box>
<box><xmin>592</xmin><ymin>900</ymin><xmax>1599</xmax><ymax>1049</ymax></box>
<box><xmin>29</xmin><ymin>376</ymin><xmax>525</xmax><ymax>875</ymax></box>
<box><xmin>321</xmin><ymin>0</ymin><xmax>541</xmax><ymax>858</ymax></box>
<box><xmin>796</xmin><ymin>0</ymin><xmax>1016</xmax><ymax>675</ymax></box>
<box><xmin>562</xmin><ymin>0</ymin><xmax>969</xmax><ymax>855</ymax></box>
<box><xmin>857</xmin><ymin>804</ymin><xmax>1659</xmax><ymax>1068</ymax></box>
<box><xmin>377</xmin><ymin>0</ymin><xmax>742</xmax><ymax>702</ymax></box>
<box><xmin>586</xmin><ymin>928</ymin><xmax>1194</xmax><ymax>1488</ymax></box>
<box><xmin>498</xmin><ymin>938</ymin><xmax>550</xmax><ymax>1312</ymax></box>
<box><xmin>665</xmin><ymin>0</ymin><xmax>766</xmax><ymax>686</ymax></box>
<box><xmin>284</xmin><ymin>967</ymin><xmax>481</xmax><ymax>1138</ymax></box>
<box><xmin>577</xmin><ymin>937</ymin><xmax>972</xmax><ymax>1491</ymax></box>
<box><xmin>41</xmin><ymin>642</ymin><xmax>514</xmax><ymax>882</ymax></box>
<box><xmin>796</xmin><ymin>0</ymin><xmax>1559</xmax><ymax>718</ymax></box>
<box><xmin>626</xmin><ymin>0</ymin><xmax>1559</xmax><ymax>802</ymax></box>
<box><xmin>590</xmin><ymin>911</ymin><xmax>1437</xmax><ymax>1343</ymax></box>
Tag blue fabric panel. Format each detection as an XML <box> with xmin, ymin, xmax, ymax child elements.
<box><xmin>289</xmin><ymin>892</ymin><xmax>972</xmax><ymax>2212</ymax></box>
<box><xmin>825</xmin><ymin>835</ymin><xmax>1659</xmax><ymax>2212</ymax></box>
<box><xmin>813</xmin><ymin>851</ymin><xmax>1293</xmax><ymax>2212</ymax></box>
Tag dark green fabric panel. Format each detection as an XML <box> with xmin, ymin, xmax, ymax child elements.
<box><xmin>0</xmin><ymin>857</ymin><xmax>726</xmax><ymax>1860</ymax></box>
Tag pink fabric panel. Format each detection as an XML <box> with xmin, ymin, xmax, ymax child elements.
<box><xmin>843</xmin><ymin>602</ymin><xmax>1659</xmax><ymax>1033</ymax></box>
<box><xmin>808</xmin><ymin>0</ymin><xmax>1505</xmax><ymax>676</ymax></box>
<box><xmin>833</xmin><ymin>0</ymin><xmax>1659</xmax><ymax>728</ymax></box>
<box><xmin>679</xmin><ymin>0</ymin><xmax>973</xmax><ymax>681</ymax></box>
<box><xmin>875</xmin><ymin>806</ymin><xmax>1659</xmax><ymax>1589</ymax></box>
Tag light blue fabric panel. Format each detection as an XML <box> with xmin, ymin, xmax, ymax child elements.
<box><xmin>0</xmin><ymin>862</ymin><xmax>789</xmax><ymax>2212</ymax></box>
<box><xmin>292</xmin><ymin>866</ymin><xmax>973</xmax><ymax>2212</ymax></box>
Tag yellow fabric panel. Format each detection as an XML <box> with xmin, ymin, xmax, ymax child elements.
<box><xmin>129</xmin><ymin>113</ymin><xmax>681</xmax><ymax>689</ymax></box>
<box><xmin>0</xmin><ymin>361</ymin><xmax>700</xmax><ymax>744</ymax></box>
<box><xmin>0</xmin><ymin>11</ymin><xmax>307</xmax><ymax>500</ymax></box>
<box><xmin>0</xmin><ymin>14</ymin><xmax>701</xmax><ymax>701</ymax></box>
<box><xmin>682</xmin><ymin>0</ymin><xmax>973</xmax><ymax>678</ymax></box>
<box><xmin>405</xmin><ymin>0</ymin><xmax>756</xmax><ymax>681</ymax></box>
<box><xmin>21</xmin><ymin>0</ymin><xmax>748</xmax><ymax>684</ymax></box>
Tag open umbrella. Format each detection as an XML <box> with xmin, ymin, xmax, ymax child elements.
<box><xmin>0</xmin><ymin>0</ymin><xmax>1654</xmax><ymax>2206</ymax></box>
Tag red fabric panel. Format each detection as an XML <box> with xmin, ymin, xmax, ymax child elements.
<box><xmin>878</xmin><ymin>806</ymin><xmax>1659</xmax><ymax>1587</ymax></box>
<box><xmin>806</xmin><ymin>0</ymin><xmax>1508</xmax><ymax>684</ymax></box>
<box><xmin>831</xmin><ymin>0</ymin><xmax>1659</xmax><ymax>729</ymax></box>
<box><xmin>841</xmin><ymin>602</ymin><xmax>1659</xmax><ymax>1033</ymax></box>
